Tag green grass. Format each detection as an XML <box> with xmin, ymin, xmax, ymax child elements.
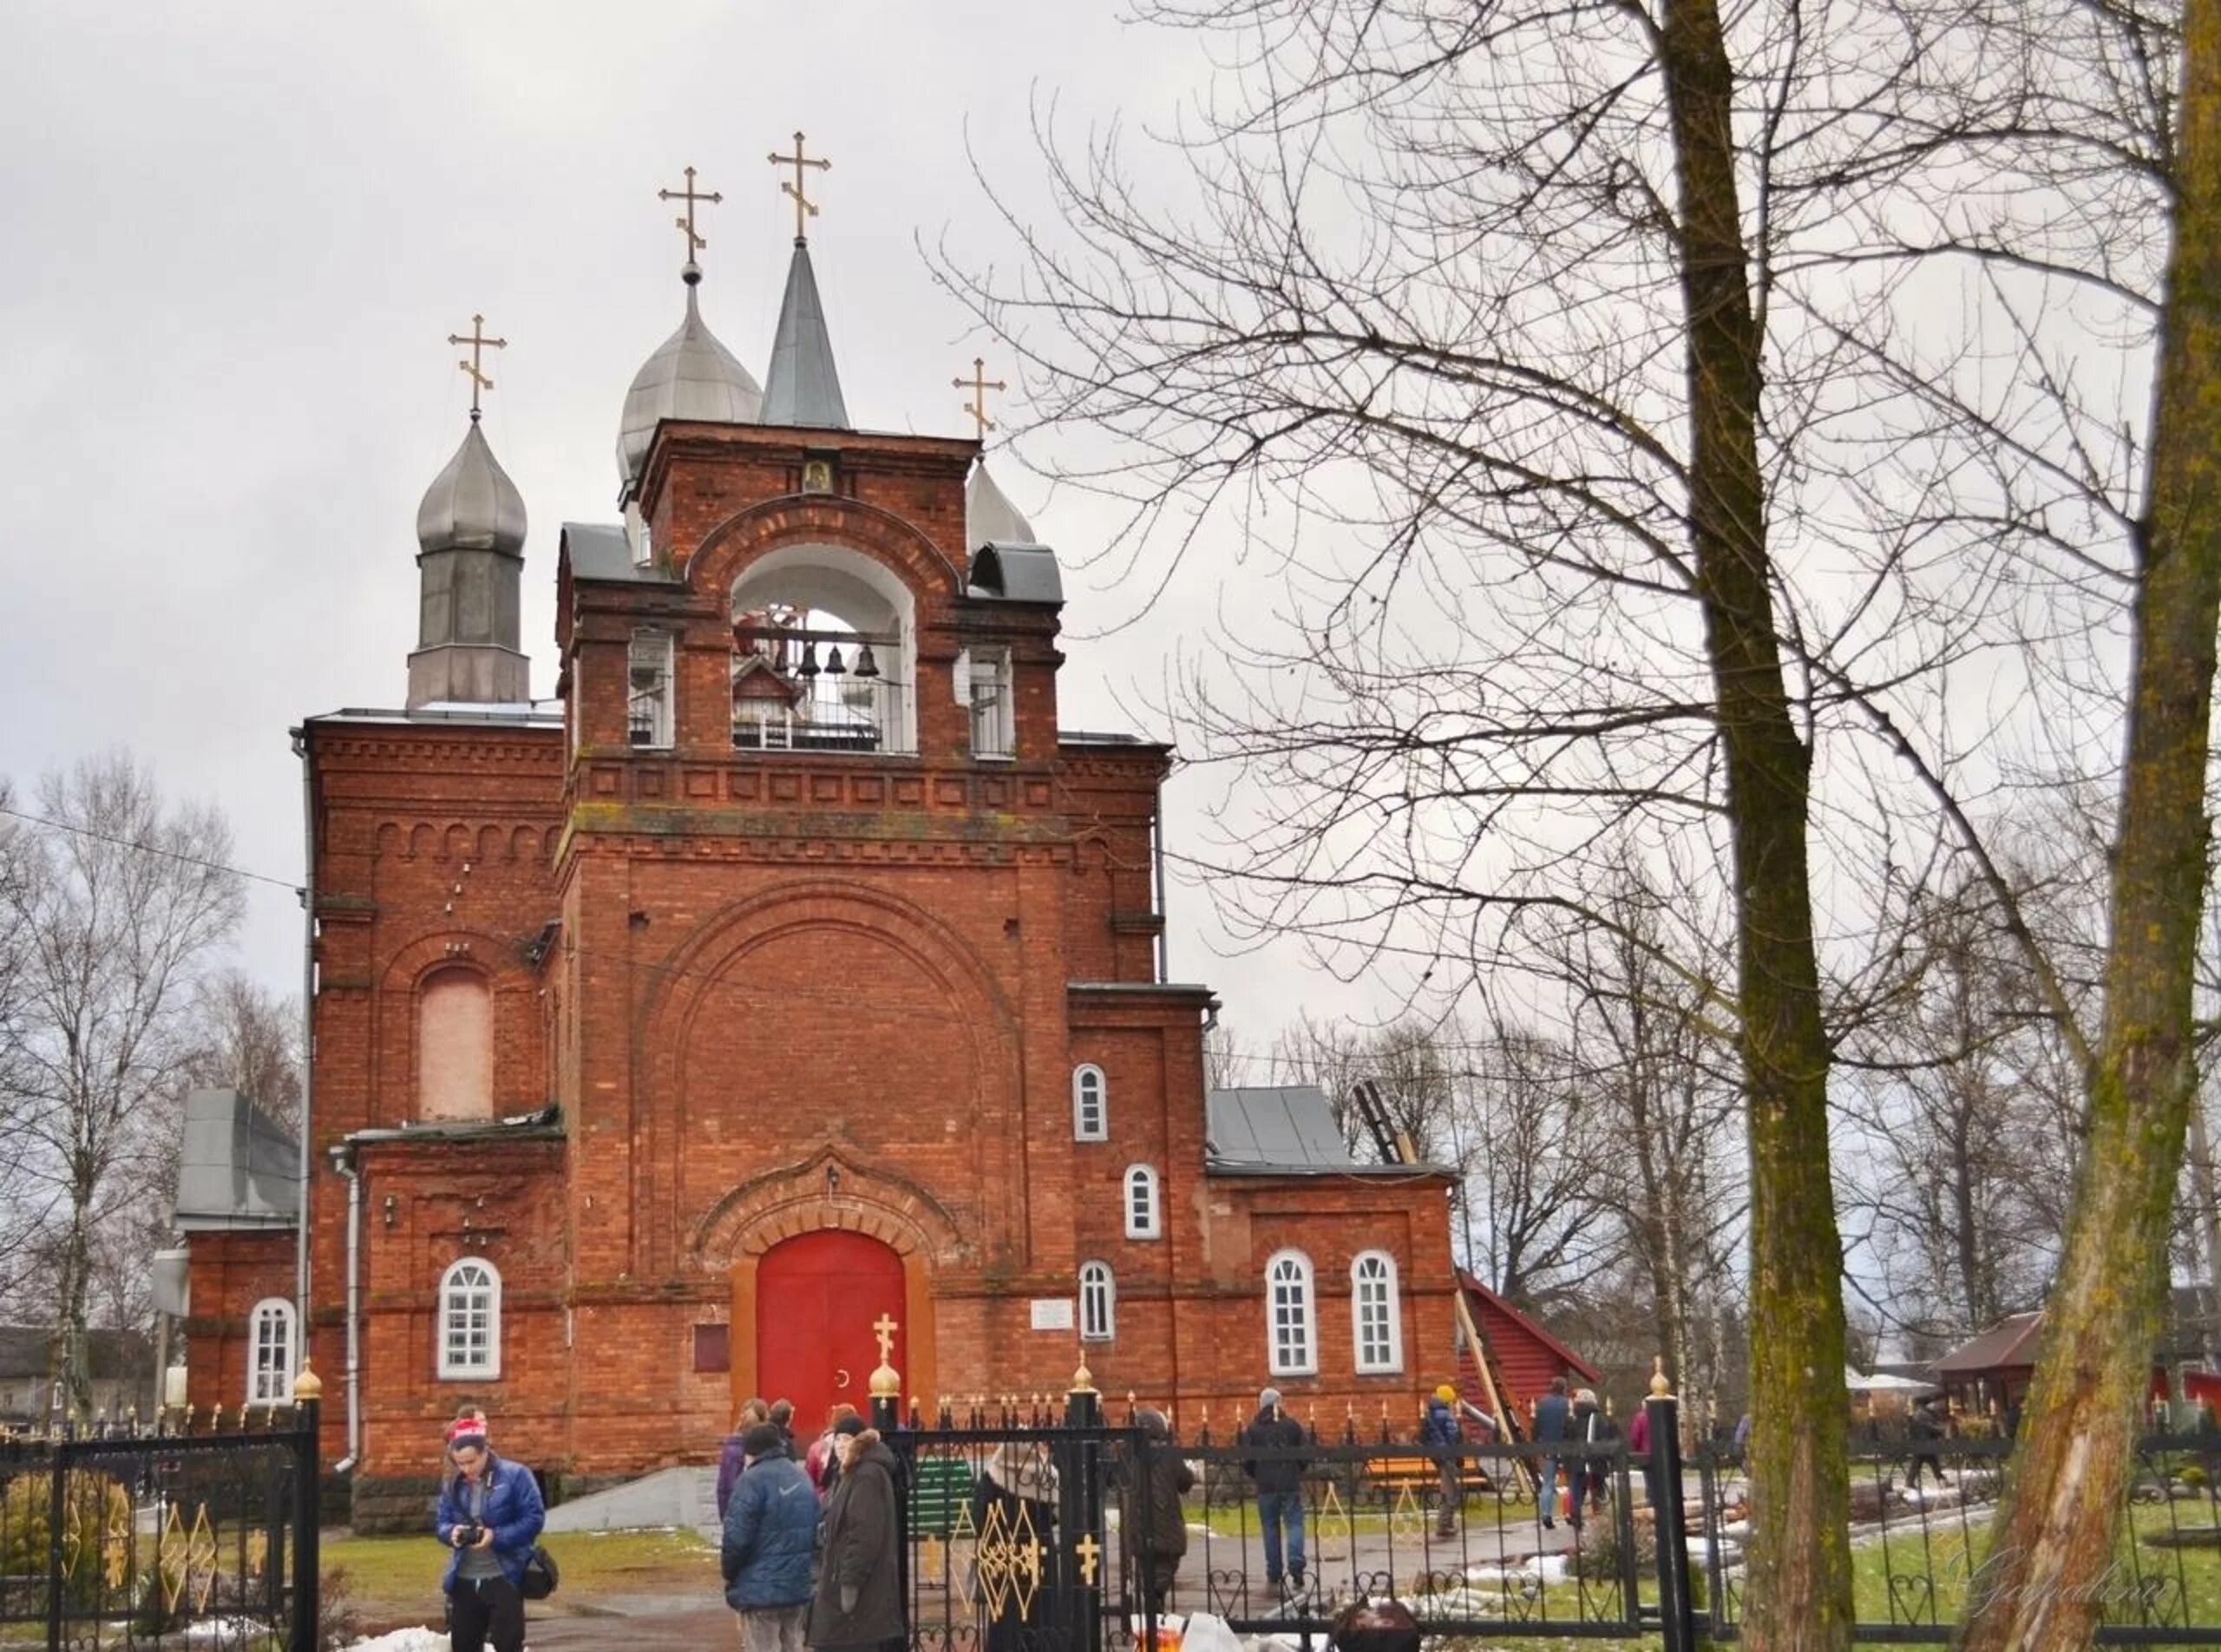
<box><xmin>323</xmin><ymin>1526</ymin><xmax>716</xmax><ymax>1614</ymax></box>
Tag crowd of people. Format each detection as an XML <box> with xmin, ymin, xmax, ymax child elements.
<box><xmin>429</xmin><ymin>1375</ymin><xmax>1701</xmax><ymax>1650</ymax></box>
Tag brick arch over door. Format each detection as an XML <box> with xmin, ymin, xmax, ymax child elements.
<box><xmin>684</xmin><ymin>495</ymin><xmax>965</xmax><ymax>605</ymax></box>
<box><xmin>639</xmin><ymin>878</ymin><xmax>1025</xmax><ymax>1279</ymax></box>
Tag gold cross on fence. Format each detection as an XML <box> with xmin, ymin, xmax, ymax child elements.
<box><xmin>769</xmin><ymin>130</ymin><xmax>830</xmax><ymax>241</ymax></box>
<box><xmin>873</xmin><ymin>1312</ymin><xmax>898</xmax><ymax>1364</ymax></box>
<box><xmin>1074</xmin><ymin>1533</ymin><xmax>1102</xmax><ymax>1588</ymax></box>
<box><xmin>659</xmin><ymin>165</ymin><xmax>722</xmax><ymax>259</ymax></box>
<box><xmin>954</xmin><ymin>357</ymin><xmax>1008</xmax><ymax>442</ymax></box>
<box><xmin>447</xmin><ymin>313</ymin><xmax>507</xmax><ymax>419</ymax></box>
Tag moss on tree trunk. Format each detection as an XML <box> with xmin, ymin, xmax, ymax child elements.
<box><xmin>1959</xmin><ymin>5</ymin><xmax>2221</xmax><ymax>1642</ymax></box>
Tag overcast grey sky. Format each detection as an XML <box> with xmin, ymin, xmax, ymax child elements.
<box><xmin>0</xmin><ymin>2</ymin><xmax>1369</xmax><ymax>1059</ymax></box>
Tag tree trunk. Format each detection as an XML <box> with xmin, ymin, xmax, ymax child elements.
<box><xmin>1658</xmin><ymin>0</ymin><xmax>1853</xmax><ymax>1641</ymax></box>
<box><xmin>1959</xmin><ymin>3</ymin><xmax>2221</xmax><ymax>1643</ymax></box>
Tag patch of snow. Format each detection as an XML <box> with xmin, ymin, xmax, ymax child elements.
<box><xmin>339</xmin><ymin>1629</ymin><xmax>449</xmax><ymax>1652</ymax></box>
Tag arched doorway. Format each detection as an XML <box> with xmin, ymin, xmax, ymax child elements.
<box><xmin>755</xmin><ymin>1231</ymin><xmax>907</xmax><ymax>1434</ymax></box>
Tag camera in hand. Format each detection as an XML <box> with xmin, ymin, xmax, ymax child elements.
<box><xmin>456</xmin><ymin>1524</ymin><xmax>487</xmax><ymax>1547</ymax></box>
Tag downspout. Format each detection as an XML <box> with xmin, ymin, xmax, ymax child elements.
<box><xmin>292</xmin><ymin>729</ymin><xmax>317</xmax><ymax>1370</ymax></box>
<box><xmin>1153</xmin><ymin>812</ymin><xmax>1170</xmax><ymax>983</ymax></box>
<box><xmin>329</xmin><ymin>1144</ymin><xmax>362</xmax><ymax>1472</ymax></box>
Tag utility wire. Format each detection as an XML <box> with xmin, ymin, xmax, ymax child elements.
<box><xmin>0</xmin><ymin>804</ymin><xmax>304</xmax><ymax>895</ymax></box>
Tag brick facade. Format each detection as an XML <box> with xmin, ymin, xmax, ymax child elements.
<box><xmin>185</xmin><ymin>409</ymin><xmax>1457</xmax><ymax>1518</ymax></box>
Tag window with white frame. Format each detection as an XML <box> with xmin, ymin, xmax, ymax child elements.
<box><xmin>1124</xmin><ymin>1164</ymin><xmax>1162</xmax><ymax>1240</ymax></box>
<box><xmin>439</xmin><ymin>1258</ymin><xmax>501</xmax><ymax>1380</ymax></box>
<box><xmin>1351</xmin><ymin>1251</ymin><xmax>1403</xmax><ymax>1373</ymax></box>
<box><xmin>1267</xmin><ymin>1249</ymin><xmax>1317</xmax><ymax>1375</ymax></box>
<box><xmin>628</xmin><ymin>629</ymin><xmax>675</xmax><ymax>748</ymax></box>
<box><xmin>1072</xmin><ymin>1065</ymin><xmax>1108</xmax><ymax>1141</ymax></box>
<box><xmin>246</xmin><ymin>1298</ymin><xmax>296</xmax><ymax>1406</ymax></box>
<box><xmin>962</xmin><ymin>646</ymin><xmax>1014</xmax><ymax>760</ymax></box>
<box><xmin>1080</xmin><ymin>1261</ymin><xmax>1116</xmax><ymax>1341</ymax></box>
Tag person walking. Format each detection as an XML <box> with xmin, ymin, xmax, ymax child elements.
<box><xmin>972</xmin><ymin>1441</ymin><xmax>1061</xmax><ymax>1652</ymax></box>
<box><xmin>809</xmin><ymin>1424</ymin><xmax>904</xmax><ymax>1652</ymax></box>
<box><xmin>719</xmin><ymin>1397</ymin><xmax>772</xmax><ymax>1522</ymax></box>
<box><xmin>434</xmin><ymin>1413</ymin><xmax>545</xmax><ymax>1652</ymax></box>
<box><xmin>723</xmin><ymin>1420</ymin><xmax>821</xmax><ymax>1652</ymax></box>
<box><xmin>1240</xmin><ymin>1386</ymin><xmax>1309</xmax><ymax>1592</ymax></box>
<box><xmin>1420</xmin><ymin>1386</ymin><xmax>1464</xmax><ymax>1538</ymax></box>
<box><xmin>1532</xmin><ymin>1377</ymin><xmax>1570</xmax><ymax>1529</ymax></box>
<box><xmin>1119</xmin><ymin>1408</ymin><xmax>1193</xmax><ymax>1616</ymax></box>
<box><xmin>1905</xmin><ymin>1396</ymin><xmax>1946</xmax><ymax>1492</ymax></box>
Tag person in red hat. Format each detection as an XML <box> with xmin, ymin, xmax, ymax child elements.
<box><xmin>434</xmin><ymin>1411</ymin><xmax>545</xmax><ymax>1652</ymax></box>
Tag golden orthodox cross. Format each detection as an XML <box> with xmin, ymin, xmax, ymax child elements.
<box><xmin>873</xmin><ymin>1313</ymin><xmax>898</xmax><ymax>1364</ymax></box>
<box><xmin>447</xmin><ymin>313</ymin><xmax>507</xmax><ymax>419</ymax></box>
<box><xmin>954</xmin><ymin>357</ymin><xmax>1008</xmax><ymax>442</ymax></box>
<box><xmin>769</xmin><ymin>130</ymin><xmax>830</xmax><ymax>241</ymax></box>
<box><xmin>1074</xmin><ymin>1533</ymin><xmax>1102</xmax><ymax>1588</ymax></box>
<box><xmin>658</xmin><ymin>165</ymin><xmax>722</xmax><ymax>259</ymax></box>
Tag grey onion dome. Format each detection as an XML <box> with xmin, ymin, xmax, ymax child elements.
<box><xmin>966</xmin><ymin>460</ymin><xmax>1039</xmax><ymax>546</ymax></box>
<box><xmin>416</xmin><ymin>418</ymin><xmax>527</xmax><ymax>558</ymax></box>
<box><xmin>616</xmin><ymin>265</ymin><xmax>763</xmax><ymax>488</ymax></box>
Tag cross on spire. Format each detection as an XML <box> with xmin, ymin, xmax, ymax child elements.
<box><xmin>954</xmin><ymin>357</ymin><xmax>1008</xmax><ymax>442</ymax></box>
<box><xmin>768</xmin><ymin>131</ymin><xmax>830</xmax><ymax>243</ymax></box>
<box><xmin>446</xmin><ymin>313</ymin><xmax>508</xmax><ymax>420</ymax></box>
<box><xmin>658</xmin><ymin>164</ymin><xmax>722</xmax><ymax>262</ymax></box>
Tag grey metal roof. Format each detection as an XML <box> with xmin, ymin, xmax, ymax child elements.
<box><xmin>761</xmin><ymin>240</ymin><xmax>850</xmax><ymax>429</ymax></box>
<box><xmin>341</xmin><ymin>1103</ymin><xmax>564</xmax><ymax>1148</ymax></box>
<box><xmin>417</xmin><ymin>419</ymin><xmax>527</xmax><ymax>559</ymax></box>
<box><xmin>966</xmin><ymin>461</ymin><xmax>1037</xmax><ymax>546</ymax></box>
<box><xmin>1204</xmin><ymin>1085</ymin><xmax>1450</xmax><ymax>1177</ymax></box>
<box><xmin>302</xmin><ymin>705</ymin><xmax>562</xmax><ymax>729</ymax></box>
<box><xmin>617</xmin><ymin>269</ymin><xmax>763</xmax><ymax>488</ymax></box>
<box><xmin>1058</xmin><ymin>731</ymin><xmax>1159</xmax><ymax>747</ymax></box>
<box><xmin>560</xmin><ymin>521</ymin><xmax>678</xmax><ymax>585</ymax></box>
<box><xmin>968</xmin><ymin>543</ymin><xmax>1064</xmax><ymax>606</ymax></box>
<box><xmin>174</xmin><ymin>1089</ymin><xmax>301</xmax><ymax>1231</ymax></box>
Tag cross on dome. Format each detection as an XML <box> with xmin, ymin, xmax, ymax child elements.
<box><xmin>955</xmin><ymin>357</ymin><xmax>1007</xmax><ymax>442</ymax></box>
<box><xmin>658</xmin><ymin>165</ymin><xmax>723</xmax><ymax>268</ymax></box>
<box><xmin>447</xmin><ymin>313</ymin><xmax>507</xmax><ymax>421</ymax></box>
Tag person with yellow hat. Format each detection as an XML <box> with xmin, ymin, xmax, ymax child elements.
<box><xmin>1420</xmin><ymin>1385</ymin><xmax>1464</xmax><ymax>1537</ymax></box>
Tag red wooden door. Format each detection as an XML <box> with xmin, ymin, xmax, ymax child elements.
<box><xmin>756</xmin><ymin>1231</ymin><xmax>907</xmax><ymax>1435</ymax></box>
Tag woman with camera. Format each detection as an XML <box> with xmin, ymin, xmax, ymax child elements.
<box><xmin>434</xmin><ymin>1413</ymin><xmax>546</xmax><ymax>1652</ymax></box>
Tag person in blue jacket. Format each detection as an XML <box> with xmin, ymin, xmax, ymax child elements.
<box><xmin>433</xmin><ymin>1413</ymin><xmax>546</xmax><ymax>1652</ymax></box>
<box><xmin>1421</xmin><ymin>1385</ymin><xmax>1464</xmax><ymax>1537</ymax></box>
<box><xmin>723</xmin><ymin>1421</ymin><xmax>822</xmax><ymax>1652</ymax></box>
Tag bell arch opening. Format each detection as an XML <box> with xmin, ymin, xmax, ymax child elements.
<box><xmin>731</xmin><ymin>543</ymin><xmax>917</xmax><ymax>756</ymax></box>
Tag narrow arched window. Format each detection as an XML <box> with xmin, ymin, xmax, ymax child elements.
<box><xmin>419</xmin><ymin>968</ymin><xmax>493</xmax><ymax>1121</ymax></box>
<box><xmin>1267</xmin><ymin>1249</ymin><xmax>1316</xmax><ymax>1376</ymax></box>
<box><xmin>1080</xmin><ymin>1261</ymin><xmax>1116</xmax><ymax>1341</ymax></box>
<box><xmin>1352</xmin><ymin>1251</ymin><xmax>1403</xmax><ymax>1373</ymax></box>
<box><xmin>629</xmin><ymin>628</ymin><xmax>675</xmax><ymax>748</ymax></box>
<box><xmin>246</xmin><ymin>1298</ymin><xmax>296</xmax><ymax>1406</ymax></box>
<box><xmin>1073</xmin><ymin>1065</ymin><xmax>1108</xmax><ymax>1141</ymax></box>
<box><xmin>1124</xmin><ymin>1165</ymin><xmax>1162</xmax><ymax>1240</ymax></box>
<box><xmin>439</xmin><ymin>1257</ymin><xmax>502</xmax><ymax>1380</ymax></box>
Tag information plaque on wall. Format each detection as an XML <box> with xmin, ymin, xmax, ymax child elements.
<box><xmin>1030</xmin><ymin>1298</ymin><xmax>1076</xmax><ymax>1332</ymax></box>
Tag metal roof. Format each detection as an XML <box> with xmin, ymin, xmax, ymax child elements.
<box><xmin>416</xmin><ymin>419</ymin><xmax>527</xmax><ymax>559</ymax></box>
<box><xmin>617</xmin><ymin>268</ymin><xmax>763</xmax><ymax>487</ymax></box>
<box><xmin>1207</xmin><ymin>1085</ymin><xmax>1373</xmax><ymax>1174</ymax></box>
<box><xmin>762</xmin><ymin>240</ymin><xmax>849</xmax><ymax>429</ymax></box>
<box><xmin>968</xmin><ymin>543</ymin><xmax>1064</xmax><ymax>606</ymax></box>
<box><xmin>341</xmin><ymin>1103</ymin><xmax>564</xmax><ymax>1149</ymax></box>
<box><xmin>174</xmin><ymin>1089</ymin><xmax>301</xmax><ymax>1232</ymax></box>
<box><xmin>1934</xmin><ymin>1312</ymin><xmax>2046</xmax><ymax>1374</ymax></box>
<box><xmin>966</xmin><ymin>462</ymin><xmax>1037</xmax><ymax>546</ymax></box>
<box><xmin>561</xmin><ymin>522</ymin><xmax>677</xmax><ymax>585</ymax></box>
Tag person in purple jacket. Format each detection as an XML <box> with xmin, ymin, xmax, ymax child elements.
<box><xmin>719</xmin><ymin>1397</ymin><xmax>771</xmax><ymax>1521</ymax></box>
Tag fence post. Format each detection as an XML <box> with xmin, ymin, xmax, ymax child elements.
<box><xmin>290</xmin><ymin>1364</ymin><xmax>323</xmax><ymax>1652</ymax></box>
<box><xmin>868</xmin><ymin>1335</ymin><xmax>908</xmax><ymax>1637</ymax></box>
<box><xmin>1647</xmin><ymin>1362</ymin><xmax>1696</xmax><ymax>1652</ymax></box>
<box><xmin>1064</xmin><ymin>1363</ymin><xmax>1105</xmax><ymax>1652</ymax></box>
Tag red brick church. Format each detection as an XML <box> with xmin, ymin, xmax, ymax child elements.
<box><xmin>176</xmin><ymin>160</ymin><xmax>1459</xmax><ymax>1516</ymax></box>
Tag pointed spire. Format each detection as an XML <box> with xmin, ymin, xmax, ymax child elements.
<box><xmin>762</xmin><ymin>239</ymin><xmax>850</xmax><ymax>429</ymax></box>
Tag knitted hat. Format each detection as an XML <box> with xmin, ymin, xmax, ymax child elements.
<box><xmin>833</xmin><ymin>1414</ymin><xmax>866</xmax><ymax>1438</ymax></box>
<box><xmin>1259</xmin><ymin>1386</ymin><xmax>1282</xmax><ymax>1410</ymax></box>
<box><xmin>1435</xmin><ymin>1385</ymin><xmax>1458</xmax><ymax>1403</ymax></box>
<box><xmin>445</xmin><ymin>1414</ymin><xmax>488</xmax><ymax>1451</ymax></box>
<box><xmin>743</xmin><ymin>1422</ymin><xmax>784</xmax><ymax>1458</ymax></box>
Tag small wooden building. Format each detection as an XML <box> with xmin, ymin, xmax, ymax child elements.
<box><xmin>1454</xmin><ymin>1270</ymin><xmax>1602</xmax><ymax>1435</ymax></box>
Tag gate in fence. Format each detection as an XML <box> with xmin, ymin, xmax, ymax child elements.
<box><xmin>871</xmin><ymin>1360</ymin><xmax>2221</xmax><ymax>1651</ymax></box>
<box><xmin>0</xmin><ymin>1370</ymin><xmax>321</xmax><ymax>1652</ymax></box>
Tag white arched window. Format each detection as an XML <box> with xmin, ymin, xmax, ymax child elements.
<box><xmin>1351</xmin><ymin>1251</ymin><xmax>1403</xmax><ymax>1373</ymax></box>
<box><xmin>1073</xmin><ymin>1065</ymin><xmax>1108</xmax><ymax>1141</ymax></box>
<box><xmin>246</xmin><ymin>1298</ymin><xmax>296</xmax><ymax>1406</ymax></box>
<box><xmin>1080</xmin><ymin>1261</ymin><xmax>1116</xmax><ymax>1341</ymax></box>
<box><xmin>1124</xmin><ymin>1165</ymin><xmax>1162</xmax><ymax>1240</ymax></box>
<box><xmin>1267</xmin><ymin>1249</ymin><xmax>1317</xmax><ymax>1376</ymax></box>
<box><xmin>438</xmin><ymin>1258</ymin><xmax>502</xmax><ymax>1380</ymax></box>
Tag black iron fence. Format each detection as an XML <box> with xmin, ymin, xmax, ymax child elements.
<box><xmin>874</xmin><ymin>1385</ymin><xmax>2221</xmax><ymax>1651</ymax></box>
<box><xmin>0</xmin><ymin>1397</ymin><xmax>320</xmax><ymax>1651</ymax></box>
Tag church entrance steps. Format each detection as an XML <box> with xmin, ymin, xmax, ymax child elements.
<box><xmin>542</xmin><ymin>1465</ymin><xmax>721</xmax><ymax>1537</ymax></box>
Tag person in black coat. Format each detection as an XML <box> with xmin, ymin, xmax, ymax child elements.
<box><xmin>1240</xmin><ymin>1387</ymin><xmax>1308</xmax><ymax>1590</ymax></box>
<box><xmin>809</xmin><ymin>1427</ymin><xmax>906</xmax><ymax>1652</ymax></box>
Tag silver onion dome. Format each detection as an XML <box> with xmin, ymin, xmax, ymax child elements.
<box><xmin>416</xmin><ymin>418</ymin><xmax>527</xmax><ymax>558</ymax></box>
<box><xmin>616</xmin><ymin>265</ymin><xmax>763</xmax><ymax>489</ymax></box>
<box><xmin>966</xmin><ymin>460</ymin><xmax>1039</xmax><ymax>546</ymax></box>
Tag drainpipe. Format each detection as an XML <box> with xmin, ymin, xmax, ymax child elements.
<box><xmin>292</xmin><ymin>729</ymin><xmax>317</xmax><ymax>1351</ymax></box>
<box><xmin>1153</xmin><ymin>813</ymin><xmax>1170</xmax><ymax>983</ymax></box>
<box><xmin>329</xmin><ymin>1144</ymin><xmax>362</xmax><ymax>1472</ymax></box>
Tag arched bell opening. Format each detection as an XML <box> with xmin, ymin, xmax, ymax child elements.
<box><xmin>731</xmin><ymin>544</ymin><xmax>917</xmax><ymax>755</ymax></box>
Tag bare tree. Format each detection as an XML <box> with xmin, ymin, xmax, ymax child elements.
<box><xmin>0</xmin><ymin>754</ymin><xmax>242</xmax><ymax>1416</ymax></box>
